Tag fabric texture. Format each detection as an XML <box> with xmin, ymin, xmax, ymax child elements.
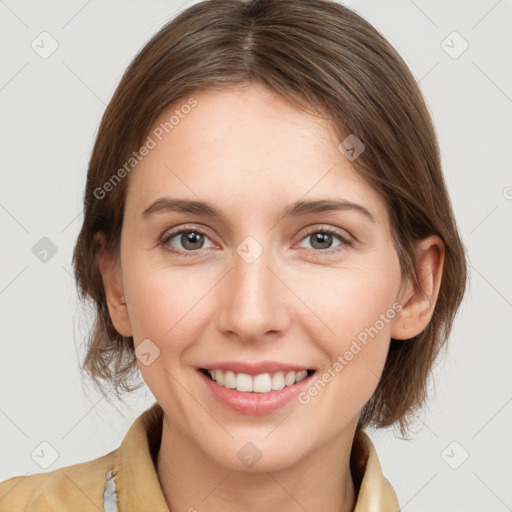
<box><xmin>0</xmin><ymin>401</ymin><xmax>400</xmax><ymax>511</ymax></box>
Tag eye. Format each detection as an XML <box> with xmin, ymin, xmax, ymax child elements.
<box><xmin>160</xmin><ymin>225</ymin><xmax>352</xmax><ymax>257</ymax></box>
<box><xmin>296</xmin><ymin>227</ymin><xmax>351</xmax><ymax>255</ymax></box>
<box><xmin>161</xmin><ymin>227</ymin><xmax>214</xmax><ymax>255</ymax></box>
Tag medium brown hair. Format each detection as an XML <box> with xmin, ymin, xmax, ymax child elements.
<box><xmin>73</xmin><ymin>0</ymin><xmax>467</xmax><ymax>433</ymax></box>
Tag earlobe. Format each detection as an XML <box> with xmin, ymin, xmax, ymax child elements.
<box><xmin>94</xmin><ymin>232</ymin><xmax>133</xmax><ymax>337</ymax></box>
<box><xmin>391</xmin><ymin>235</ymin><xmax>444</xmax><ymax>340</ymax></box>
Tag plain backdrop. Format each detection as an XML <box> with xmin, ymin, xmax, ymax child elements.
<box><xmin>1</xmin><ymin>1</ymin><xmax>511</xmax><ymax>510</ymax></box>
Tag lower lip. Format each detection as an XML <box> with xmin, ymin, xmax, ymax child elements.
<box><xmin>198</xmin><ymin>370</ymin><xmax>314</xmax><ymax>415</ymax></box>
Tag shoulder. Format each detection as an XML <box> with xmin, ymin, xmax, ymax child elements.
<box><xmin>0</xmin><ymin>401</ymin><xmax>165</xmax><ymax>512</ymax></box>
<box><xmin>352</xmin><ymin>430</ymin><xmax>400</xmax><ymax>511</ymax></box>
<box><xmin>0</xmin><ymin>449</ymin><xmax>117</xmax><ymax>512</ymax></box>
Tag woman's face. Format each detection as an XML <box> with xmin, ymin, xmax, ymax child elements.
<box><xmin>114</xmin><ymin>83</ymin><xmax>407</xmax><ymax>471</ymax></box>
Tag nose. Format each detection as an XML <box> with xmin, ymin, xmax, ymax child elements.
<box><xmin>215</xmin><ymin>240</ymin><xmax>292</xmax><ymax>344</ymax></box>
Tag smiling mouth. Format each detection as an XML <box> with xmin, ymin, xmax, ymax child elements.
<box><xmin>200</xmin><ymin>368</ymin><xmax>316</xmax><ymax>393</ymax></box>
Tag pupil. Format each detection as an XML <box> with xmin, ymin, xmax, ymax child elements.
<box><xmin>313</xmin><ymin>232</ymin><xmax>331</xmax><ymax>249</ymax></box>
<box><xmin>183</xmin><ymin>232</ymin><xmax>203</xmax><ymax>249</ymax></box>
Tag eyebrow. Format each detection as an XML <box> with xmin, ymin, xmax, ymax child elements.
<box><xmin>141</xmin><ymin>197</ymin><xmax>375</xmax><ymax>224</ymax></box>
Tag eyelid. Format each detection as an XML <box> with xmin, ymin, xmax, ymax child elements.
<box><xmin>296</xmin><ymin>224</ymin><xmax>353</xmax><ymax>244</ymax></box>
<box><xmin>160</xmin><ymin>224</ymin><xmax>214</xmax><ymax>246</ymax></box>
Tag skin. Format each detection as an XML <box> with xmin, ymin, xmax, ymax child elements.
<box><xmin>98</xmin><ymin>82</ymin><xmax>444</xmax><ymax>512</ymax></box>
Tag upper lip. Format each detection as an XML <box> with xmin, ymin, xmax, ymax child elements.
<box><xmin>199</xmin><ymin>361</ymin><xmax>314</xmax><ymax>375</ymax></box>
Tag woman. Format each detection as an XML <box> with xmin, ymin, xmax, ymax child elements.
<box><xmin>0</xmin><ymin>0</ymin><xmax>467</xmax><ymax>510</ymax></box>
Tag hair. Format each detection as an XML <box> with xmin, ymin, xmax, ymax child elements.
<box><xmin>72</xmin><ymin>0</ymin><xmax>467</xmax><ymax>434</ymax></box>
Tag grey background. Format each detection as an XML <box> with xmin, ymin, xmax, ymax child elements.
<box><xmin>1</xmin><ymin>1</ymin><xmax>511</xmax><ymax>510</ymax></box>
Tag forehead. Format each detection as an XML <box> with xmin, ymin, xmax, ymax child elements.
<box><xmin>125</xmin><ymin>84</ymin><xmax>389</xmax><ymax>227</ymax></box>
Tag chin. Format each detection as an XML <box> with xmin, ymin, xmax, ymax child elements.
<box><xmin>198</xmin><ymin>431</ymin><xmax>314</xmax><ymax>473</ymax></box>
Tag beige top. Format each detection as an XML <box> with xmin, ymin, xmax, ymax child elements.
<box><xmin>0</xmin><ymin>401</ymin><xmax>400</xmax><ymax>511</ymax></box>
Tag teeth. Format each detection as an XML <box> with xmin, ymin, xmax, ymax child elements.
<box><xmin>284</xmin><ymin>371</ymin><xmax>296</xmax><ymax>386</ymax></box>
<box><xmin>271</xmin><ymin>372</ymin><xmax>285</xmax><ymax>390</ymax></box>
<box><xmin>253</xmin><ymin>373</ymin><xmax>272</xmax><ymax>393</ymax></box>
<box><xmin>236</xmin><ymin>373</ymin><xmax>253</xmax><ymax>392</ymax></box>
<box><xmin>224</xmin><ymin>370</ymin><xmax>236</xmax><ymax>389</ymax></box>
<box><xmin>295</xmin><ymin>370</ymin><xmax>308</xmax><ymax>383</ymax></box>
<box><xmin>206</xmin><ymin>369</ymin><xmax>311</xmax><ymax>393</ymax></box>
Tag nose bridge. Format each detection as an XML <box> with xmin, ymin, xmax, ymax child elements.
<box><xmin>216</xmin><ymin>236</ymin><xmax>290</xmax><ymax>341</ymax></box>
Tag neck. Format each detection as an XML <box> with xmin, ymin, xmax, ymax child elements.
<box><xmin>156</xmin><ymin>417</ymin><xmax>357</xmax><ymax>512</ymax></box>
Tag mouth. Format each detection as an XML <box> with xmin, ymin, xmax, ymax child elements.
<box><xmin>197</xmin><ymin>365</ymin><xmax>316</xmax><ymax>415</ymax></box>
<box><xmin>199</xmin><ymin>368</ymin><xmax>316</xmax><ymax>393</ymax></box>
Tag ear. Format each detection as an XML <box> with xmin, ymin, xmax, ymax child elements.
<box><xmin>94</xmin><ymin>232</ymin><xmax>133</xmax><ymax>337</ymax></box>
<box><xmin>391</xmin><ymin>235</ymin><xmax>444</xmax><ymax>340</ymax></box>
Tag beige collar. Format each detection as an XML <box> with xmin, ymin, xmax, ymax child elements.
<box><xmin>111</xmin><ymin>402</ymin><xmax>400</xmax><ymax>511</ymax></box>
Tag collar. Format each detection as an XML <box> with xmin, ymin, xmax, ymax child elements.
<box><xmin>110</xmin><ymin>401</ymin><xmax>400</xmax><ymax>511</ymax></box>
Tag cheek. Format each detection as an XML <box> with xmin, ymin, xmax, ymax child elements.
<box><xmin>302</xmin><ymin>260</ymin><xmax>400</xmax><ymax>348</ymax></box>
<box><xmin>123</xmin><ymin>267</ymin><xmax>211</xmax><ymax>398</ymax></box>
<box><xmin>123</xmin><ymin>262</ymin><xmax>212</xmax><ymax>351</ymax></box>
<box><xmin>297</xmin><ymin>262</ymin><xmax>400</xmax><ymax>414</ymax></box>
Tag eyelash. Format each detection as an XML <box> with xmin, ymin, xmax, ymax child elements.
<box><xmin>159</xmin><ymin>225</ymin><xmax>352</xmax><ymax>258</ymax></box>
